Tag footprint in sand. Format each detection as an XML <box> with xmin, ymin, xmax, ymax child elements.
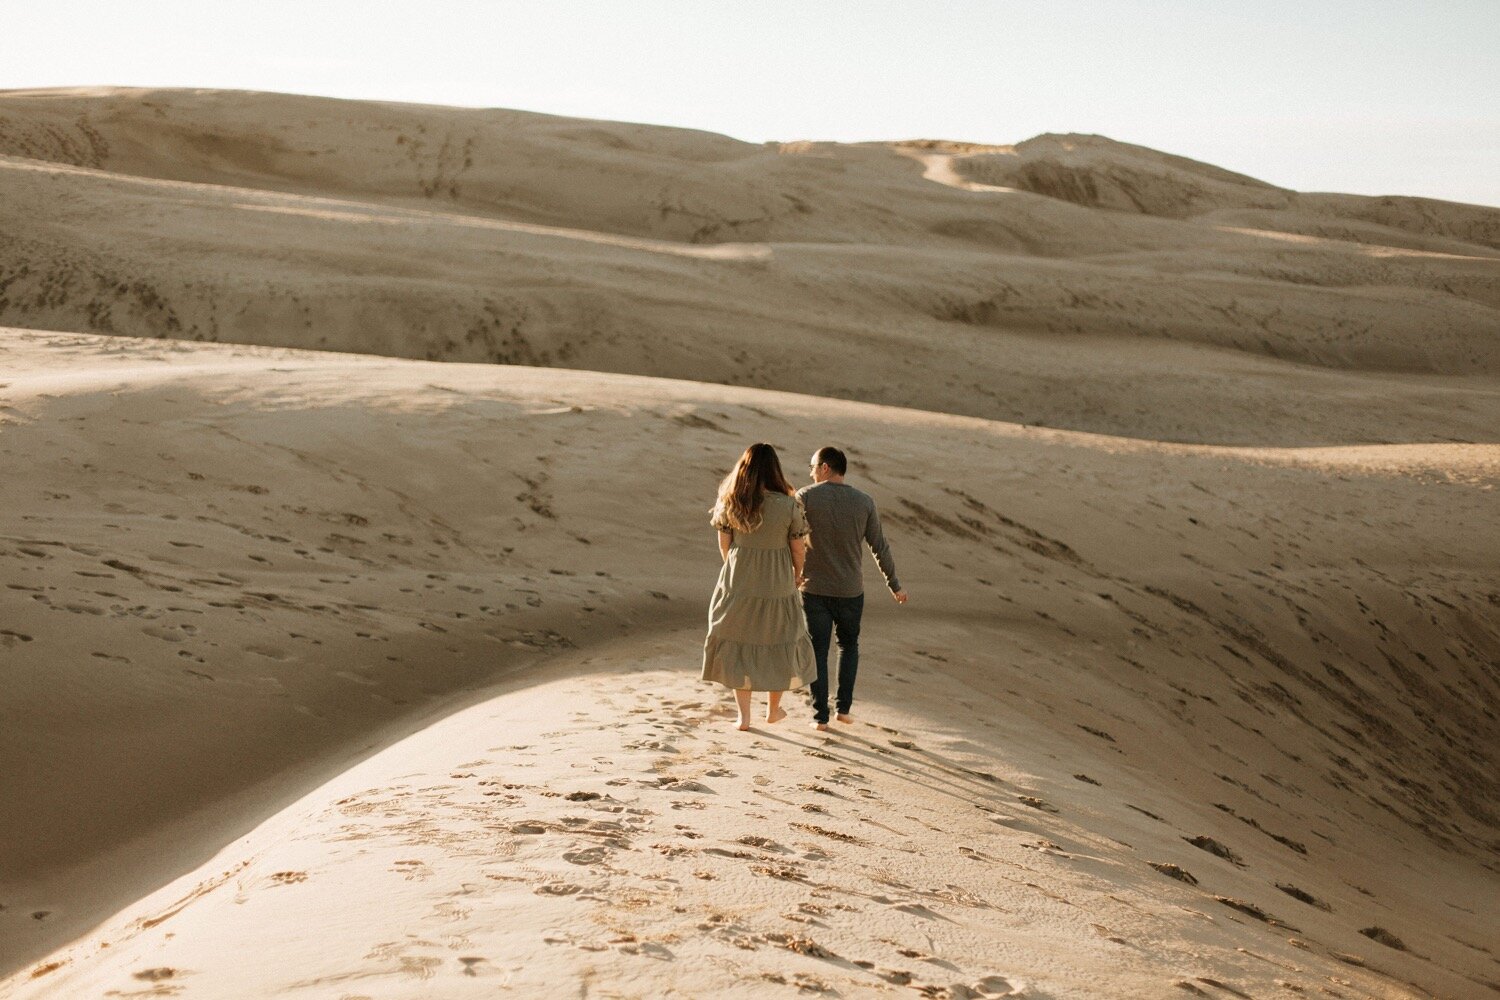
<box><xmin>1187</xmin><ymin>977</ymin><xmax>1254</xmax><ymax>998</ymax></box>
<box><xmin>392</xmin><ymin>859</ymin><xmax>432</xmax><ymax>881</ymax></box>
<box><xmin>1214</xmin><ymin>895</ymin><xmax>1293</xmax><ymax>930</ymax></box>
<box><xmin>951</xmin><ymin>975</ymin><xmax>1027</xmax><ymax>998</ymax></box>
<box><xmin>562</xmin><ymin>846</ymin><xmax>610</xmax><ymax>866</ymax></box>
<box><xmin>1183</xmin><ymin>835</ymin><xmax>1244</xmax><ymax>866</ymax></box>
<box><xmin>1358</xmin><ymin>926</ymin><xmax>1409</xmax><ymax>951</ymax></box>
<box><xmin>1274</xmin><ymin>883</ymin><xmax>1331</xmax><ymax>910</ymax></box>
<box><xmin>1090</xmin><ymin>922</ymin><xmax>1129</xmax><ymax>944</ymax></box>
<box><xmin>1017</xmin><ymin>795</ymin><xmax>1058</xmax><ymax>813</ymax></box>
<box><xmin>535</xmin><ymin>883</ymin><xmax>584</xmax><ymax>896</ymax></box>
<box><xmin>1148</xmin><ymin>862</ymin><xmax>1198</xmax><ymax>885</ymax></box>
<box><xmin>396</xmin><ymin>955</ymin><xmax>441</xmax><ymax>981</ymax></box>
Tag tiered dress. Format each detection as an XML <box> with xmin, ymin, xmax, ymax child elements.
<box><xmin>701</xmin><ymin>492</ymin><xmax>817</xmax><ymax>691</ymax></box>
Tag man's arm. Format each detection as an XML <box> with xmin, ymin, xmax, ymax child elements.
<box><xmin>864</xmin><ymin>502</ymin><xmax>907</xmax><ymax>603</ymax></box>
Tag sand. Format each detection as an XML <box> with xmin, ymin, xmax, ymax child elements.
<box><xmin>3</xmin><ymin>89</ymin><xmax>1500</xmax><ymax>447</ymax></box>
<box><xmin>1</xmin><ymin>89</ymin><xmax>1498</xmax><ymax>999</ymax></box>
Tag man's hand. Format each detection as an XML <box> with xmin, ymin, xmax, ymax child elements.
<box><xmin>892</xmin><ymin>589</ymin><xmax>909</xmax><ymax>605</ymax></box>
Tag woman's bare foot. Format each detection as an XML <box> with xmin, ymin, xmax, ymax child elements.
<box><xmin>735</xmin><ymin>718</ymin><xmax>751</xmax><ymax>731</ymax></box>
<box><xmin>767</xmin><ymin>706</ymin><xmax>787</xmax><ymax>724</ymax></box>
<box><xmin>836</xmin><ymin>713</ymin><xmax>854</xmax><ymax>724</ymax></box>
<box><xmin>733</xmin><ymin>688</ymin><xmax>753</xmax><ymax>732</ymax></box>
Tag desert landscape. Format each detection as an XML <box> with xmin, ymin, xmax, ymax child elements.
<box><xmin>1</xmin><ymin>88</ymin><xmax>1497</xmax><ymax>999</ymax></box>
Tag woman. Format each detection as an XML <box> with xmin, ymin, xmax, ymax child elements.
<box><xmin>702</xmin><ymin>442</ymin><xmax>816</xmax><ymax>730</ymax></box>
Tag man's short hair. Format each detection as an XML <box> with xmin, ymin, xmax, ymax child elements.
<box><xmin>814</xmin><ymin>446</ymin><xmax>847</xmax><ymax>476</ymax></box>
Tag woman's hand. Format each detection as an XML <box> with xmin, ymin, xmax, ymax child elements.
<box><xmin>789</xmin><ymin>537</ymin><xmax>807</xmax><ymax>586</ymax></box>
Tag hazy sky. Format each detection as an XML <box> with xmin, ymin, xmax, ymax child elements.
<box><xmin>7</xmin><ymin>1</ymin><xmax>1498</xmax><ymax>205</ymax></box>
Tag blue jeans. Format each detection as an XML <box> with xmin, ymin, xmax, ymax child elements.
<box><xmin>802</xmin><ymin>592</ymin><xmax>864</xmax><ymax>724</ymax></box>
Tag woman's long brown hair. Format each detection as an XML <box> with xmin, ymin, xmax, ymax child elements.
<box><xmin>710</xmin><ymin>442</ymin><xmax>795</xmax><ymax>533</ymax></box>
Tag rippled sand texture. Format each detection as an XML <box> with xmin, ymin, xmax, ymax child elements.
<box><xmin>1</xmin><ymin>89</ymin><xmax>1497</xmax><ymax>999</ymax></box>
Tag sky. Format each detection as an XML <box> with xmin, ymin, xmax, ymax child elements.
<box><xmin>5</xmin><ymin>0</ymin><xmax>1498</xmax><ymax>206</ymax></box>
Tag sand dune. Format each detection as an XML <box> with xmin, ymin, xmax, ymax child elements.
<box><xmin>2</xmin><ymin>89</ymin><xmax>1499</xmax><ymax>447</ymax></box>
<box><xmin>2</xmin><ymin>330</ymin><xmax>1497</xmax><ymax>997</ymax></box>
<box><xmin>2</xmin><ymin>88</ymin><xmax>1499</xmax><ymax>998</ymax></box>
<box><xmin>948</xmin><ymin>133</ymin><xmax>1500</xmax><ymax>249</ymax></box>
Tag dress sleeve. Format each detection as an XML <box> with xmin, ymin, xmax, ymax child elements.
<box><xmin>710</xmin><ymin>501</ymin><xmax>732</xmax><ymax>532</ymax></box>
<box><xmin>788</xmin><ymin>497</ymin><xmax>811</xmax><ymax>542</ymax></box>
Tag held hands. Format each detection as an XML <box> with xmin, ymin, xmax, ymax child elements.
<box><xmin>892</xmin><ymin>589</ymin><xmax>909</xmax><ymax>605</ymax></box>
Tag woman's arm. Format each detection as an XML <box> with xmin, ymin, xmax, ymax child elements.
<box><xmin>718</xmin><ymin>529</ymin><xmax>733</xmax><ymax>562</ymax></box>
<box><xmin>790</xmin><ymin>537</ymin><xmax>807</xmax><ymax>586</ymax></box>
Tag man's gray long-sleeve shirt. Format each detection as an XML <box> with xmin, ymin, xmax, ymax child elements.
<box><xmin>796</xmin><ymin>481</ymin><xmax>900</xmax><ymax>598</ymax></box>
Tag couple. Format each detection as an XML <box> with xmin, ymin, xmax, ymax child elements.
<box><xmin>701</xmin><ymin>442</ymin><xmax>907</xmax><ymax>732</ymax></box>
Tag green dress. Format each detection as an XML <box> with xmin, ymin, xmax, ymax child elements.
<box><xmin>702</xmin><ymin>492</ymin><xmax>817</xmax><ymax>691</ymax></box>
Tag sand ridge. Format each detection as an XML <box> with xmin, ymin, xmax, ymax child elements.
<box><xmin>2</xmin><ymin>85</ymin><xmax>1498</xmax><ymax>1000</ymax></box>
<box><xmin>5</xmin><ymin>646</ymin><xmax>1454</xmax><ymax>999</ymax></box>
<box><xmin>2</xmin><ymin>88</ymin><xmax>1499</xmax><ymax>447</ymax></box>
<box><xmin>2</xmin><ymin>330</ymin><xmax>1497</xmax><ymax>997</ymax></box>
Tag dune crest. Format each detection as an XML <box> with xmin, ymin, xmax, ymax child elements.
<box><xmin>948</xmin><ymin>132</ymin><xmax>1500</xmax><ymax>251</ymax></box>
<box><xmin>1</xmin><ymin>88</ymin><xmax>1498</xmax><ymax>447</ymax></box>
<box><xmin>2</xmin><ymin>87</ymin><xmax>1498</xmax><ymax>998</ymax></box>
<box><xmin>1</xmin><ymin>330</ymin><xmax>1496</xmax><ymax>998</ymax></box>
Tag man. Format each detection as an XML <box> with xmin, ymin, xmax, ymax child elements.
<box><xmin>796</xmin><ymin>446</ymin><xmax>908</xmax><ymax>732</ymax></box>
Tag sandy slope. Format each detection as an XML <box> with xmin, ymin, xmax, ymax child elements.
<box><xmin>946</xmin><ymin>134</ymin><xmax>1500</xmax><ymax>250</ymax></box>
<box><xmin>2</xmin><ymin>330</ymin><xmax>1497</xmax><ymax>998</ymax></box>
<box><xmin>2</xmin><ymin>88</ymin><xmax>1498</xmax><ymax>999</ymax></box>
<box><xmin>2</xmin><ymin>89</ymin><xmax>1499</xmax><ymax>446</ymax></box>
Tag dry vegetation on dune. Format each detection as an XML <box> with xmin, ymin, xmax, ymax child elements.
<box><xmin>1</xmin><ymin>89</ymin><xmax>1499</xmax><ymax>997</ymax></box>
<box><xmin>2</xmin><ymin>88</ymin><xmax>1499</xmax><ymax>445</ymax></box>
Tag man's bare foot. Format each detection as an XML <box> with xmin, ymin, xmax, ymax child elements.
<box><xmin>836</xmin><ymin>713</ymin><xmax>854</xmax><ymax>724</ymax></box>
<box><xmin>767</xmin><ymin>706</ymin><xmax>788</xmax><ymax>724</ymax></box>
<box><xmin>812</xmin><ymin>722</ymin><xmax>829</xmax><ymax>732</ymax></box>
